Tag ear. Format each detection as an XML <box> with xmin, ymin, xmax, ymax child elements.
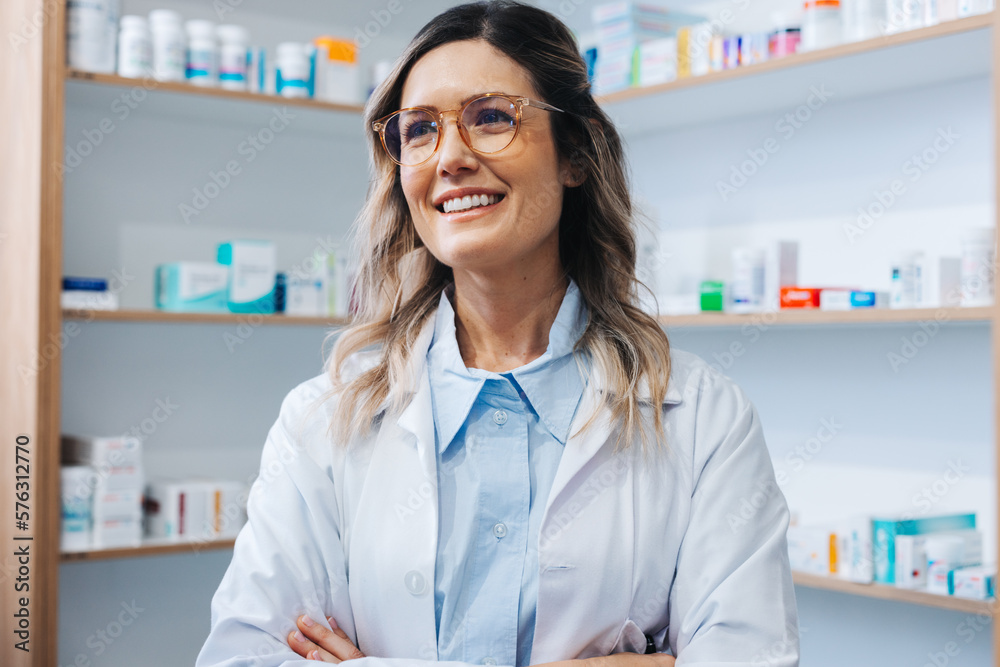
<box><xmin>559</xmin><ymin>155</ymin><xmax>587</xmax><ymax>188</ymax></box>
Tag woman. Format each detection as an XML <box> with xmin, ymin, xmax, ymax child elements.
<box><xmin>197</xmin><ymin>2</ymin><xmax>799</xmax><ymax>666</ymax></box>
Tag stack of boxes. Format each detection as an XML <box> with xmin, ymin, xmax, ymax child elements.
<box><xmin>788</xmin><ymin>511</ymin><xmax>996</xmax><ymax>600</ymax></box>
<box><xmin>145</xmin><ymin>478</ymin><xmax>247</xmax><ymax>543</ymax></box>
<box><xmin>155</xmin><ymin>239</ymin><xmax>352</xmax><ymax>317</ymax></box>
<box><xmin>61</xmin><ymin>435</ymin><xmax>144</xmax><ymax>549</ymax></box>
<box><xmin>59</xmin><ymin>434</ymin><xmax>249</xmax><ymax>552</ymax></box>
<box><xmin>591</xmin><ymin>2</ymin><xmax>705</xmax><ymax>94</ymax></box>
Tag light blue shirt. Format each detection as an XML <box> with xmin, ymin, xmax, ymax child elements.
<box><xmin>427</xmin><ymin>280</ymin><xmax>588</xmax><ymax>667</ymax></box>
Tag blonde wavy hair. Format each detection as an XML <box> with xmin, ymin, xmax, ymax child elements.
<box><xmin>325</xmin><ymin>0</ymin><xmax>671</xmax><ymax>451</ymax></box>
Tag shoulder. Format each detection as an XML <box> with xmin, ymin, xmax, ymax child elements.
<box><xmin>662</xmin><ymin>347</ymin><xmax>762</xmax><ymax>473</ymax></box>
<box><xmin>276</xmin><ymin>347</ymin><xmax>386</xmax><ymax>442</ymax></box>
<box><xmin>664</xmin><ymin>346</ymin><xmax>751</xmax><ymax>413</ymax></box>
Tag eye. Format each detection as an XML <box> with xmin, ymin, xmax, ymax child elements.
<box><xmin>402</xmin><ymin>119</ymin><xmax>436</xmax><ymax>143</ymax></box>
<box><xmin>475</xmin><ymin>108</ymin><xmax>514</xmax><ymax>126</ymax></box>
<box><xmin>464</xmin><ymin>98</ymin><xmax>517</xmax><ymax>134</ymax></box>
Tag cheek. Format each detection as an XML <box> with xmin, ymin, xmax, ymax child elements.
<box><xmin>399</xmin><ymin>169</ymin><xmax>428</xmax><ymax>215</ymax></box>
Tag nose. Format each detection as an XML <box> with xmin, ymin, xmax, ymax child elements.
<box><xmin>434</xmin><ymin>113</ymin><xmax>478</xmax><ymax>176</ymax></box>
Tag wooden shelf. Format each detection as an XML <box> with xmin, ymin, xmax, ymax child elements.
<box><xmin>65</xmin><ymin>69</ymin><xmax>365</xmax><ymax>115</ymax></box>
<box><xmin>793</xmin><ymin>570</ymin><xmax>997</xmax><ymax>614</ymax></box>
<box><xmin>659</xmin><ymin>306</ymin><xmax>995</xmax><ymax>328</ymax></box>
<box><xmin>599</xmin><ymin>13</ymin><xmax>994</xmax><ymax>132</ymax></box>
<box><xmin>61</xmin><ymin>306</ymin><xmax>993</xmax><ymax>329</ymax></box>
<box><xmin>60</xmin><ymin>537</ymin><xmax>236</xmax><ymax>562</ymax></box>
<box><xmin>599</xmin><ymin>14</ymin><xmax>993</xmax><ymax>105</ymax></box>
<box><xmin>61</xmin><ymin>308</ymin><xmax>349</xmax><ymax>327</ymax></box>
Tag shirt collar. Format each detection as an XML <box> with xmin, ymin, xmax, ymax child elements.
<box><xmin>427</xmin><ymin>279</ymin><xmax>588</xmax><ymax>454</ymax></box>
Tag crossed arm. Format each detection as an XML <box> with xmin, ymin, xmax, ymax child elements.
<box><xmin>285</xmin><ymin>614</ymin><xmax>677</xmax><ymax>667</ymax></box>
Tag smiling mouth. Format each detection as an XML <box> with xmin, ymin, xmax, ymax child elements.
<box><xmin>436</xmin><ymin>194</ymin><xmax>505</xmax><ymax>214</ymax></box>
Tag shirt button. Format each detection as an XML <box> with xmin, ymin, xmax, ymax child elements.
<box><xmin>483</xmin><ymin>658</ymin><xmax>498</xmax><ymax>666</ymax></box>
<box><xmin>492</xmin><ymin>410</ymin><xmax>508</xmax><ymax>425</ymax></box>
<box><xmin>404</xmin><ymin>570</ymin><xmax>427</xmax><ymax>596</ymax></box>
<box><xmin>493</xmin><ymin>522</ymin><xmax>508</xmax><ymax>539</ymax></box>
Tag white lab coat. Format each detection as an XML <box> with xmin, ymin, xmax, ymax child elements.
<box><xmin>197</xmin><ymin>314</ymin><xmax>800</xmax><ymax>667</ymax></box>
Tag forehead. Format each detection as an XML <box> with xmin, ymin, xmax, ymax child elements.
<box><xmin>400</xmin><ymin>39</ymin><xmax>539</xmax><ymax>109</ymax></box>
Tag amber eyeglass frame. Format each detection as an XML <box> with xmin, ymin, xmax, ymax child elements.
<box><xmin>371</xmin><ymin>93</ymin><xmax>564</xmax><ymax>167</ymax></box>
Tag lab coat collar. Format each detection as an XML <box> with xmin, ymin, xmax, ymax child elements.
<box><xmin>426</xmin><ymin>280</ymin><xmax>589</xmax><ymax>453</ymax></box>
<box><xmin>391</xmin><ymin>294</ymin><xmax>685</xmax><ymax>437</ymax></box>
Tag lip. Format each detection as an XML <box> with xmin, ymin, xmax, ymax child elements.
<box><xmin>432</xmin><ymin>187</ymin><xmax>505</xmax><ymax>211</ymax></box>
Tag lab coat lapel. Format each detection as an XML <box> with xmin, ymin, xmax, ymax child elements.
<box><xmin>347</xmin><ymin>320</ymin><xmax>439</xmax><ymax>660</ymax></box>
<box><xmin>532</xmin><ymin>367</ymin><xmax>686</xmax><ymax>664</ymax></box>
<box><xmin>545</xmin><ymin>369</ymin><xmax>685</xmax><ymax>511</ymax></box>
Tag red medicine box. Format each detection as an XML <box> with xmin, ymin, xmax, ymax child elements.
<box><xmin>780</xmin><ymin>287</ymin><xmax>823</xmax><ymax>309</ymax></box>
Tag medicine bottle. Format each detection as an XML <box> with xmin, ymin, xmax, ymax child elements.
<box><xmin>149</xmin><ymin>9</ymin><xmax>185</xmax><ymax>81</ymax></box>
<box><xmin>313</xmin><ymin>37</ymin><xmax>359</xmax><ymax>104</ymax></box>
<box><xmin>67</xmin><ymin>0</ymin><xmax>121</xmax><ymax>73</ymax></box>
<box><xmin>217</xmin><ymin>25</ymin><xmax>250</xmax><ymax>91</ymax></box>
<box><xmin>961</xmin><ymin>227</ymin><xmax>995</xmax><ymax>306</ymax></box>
<box><xmin>276</xmin><ymin>43</ymin><xmax>310</xmax><ymax>98</ymax></box>
<box><xmin>185</xmin><ymin>19</ymin><xmax>217</xmax><ymax>86</ymax></box>
<box><xmin>801</xmin><ymin>0</ymin><xmax>842</xmax><ymax>51</ymax></box>
<box><xmin>117</xmin><ymin>15</ymin><xmax>152</xmax><ymax>79</ymax></box>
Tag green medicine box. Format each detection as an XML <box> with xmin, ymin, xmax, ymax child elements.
<box><xmin>700</xmin><ymin>280</ymin><xmax>724</xmax><ymax>311</ymax></box>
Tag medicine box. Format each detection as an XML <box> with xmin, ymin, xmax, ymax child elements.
<box><xmin>765</xmin><ymin>241</ymin><xmax>798</xmax><ymax>311</ymax></box>
<box><xmin>780</xmin><ymin>287</ymin><xmax>822</xmax><ymax>308</ymax></box>
<box><xmin>146</xmin><ymin>478</ymin><xmax>248</xmax><ymax>541</ymax></box>
<box><xmin>155</xmin><ymin>262</ymin><xmax>229</xmax><ymax>312</ymax></box>
<box><xmin>92</xmin><ymin>516</ymin><xmax>142</xmax><ymax>548</ymax></box>
<box><xmin>871</xmin><ymin>512</ymin><xmax>977</xmax><ymax>584</ymax></box>
<box><xmin>950</xmin><ymin>564</ymin><xmax>996</xmax><ymax>599</ymax></box>
<box><xmin>91</xmin><ymin>489</ymin><xmax>143</xmax><ymax>522</ymax></box>
<box><xmin>894</xmin><ymin>530</ymin><xmax>982</xmax><ymax>589</ymax></box>
<box><xmin>62</xmin><ymin>434</ymin><xmax>142</xmax><ymax>467</ymax></box>
<box><xmin>218</xmin><ymin>240</ymin><xmax>276</xmax><ymax>314</ymax></box>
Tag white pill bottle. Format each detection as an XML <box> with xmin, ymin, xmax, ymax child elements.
<box><xmin>185</xmin><ymin>19</ymin><xmax>218</xmax><ymax>86</ymax></box>
<box><xmin>117</xmin><ymin>15</ymin><xmax>152</xmax><ymax>79</ymax></box>
<box><xmin>67</xmin><ymin>0</ymin><xmax>121</xmax><ymax>73</ymax></box>
<box><xmin>217</xmin><ymin>25</ymin><xmax>250</xmax><ymax>91</ymax></box>
<box><xmin>149</xmin><ymin>9</ymin><xmax>185</xmax><ymax>82</ymax></box>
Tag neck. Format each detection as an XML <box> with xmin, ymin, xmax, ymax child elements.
<box><xmin>450</xmin><ymin>262</ymin><xmax>569</xmax><ymax>373</ymax></box>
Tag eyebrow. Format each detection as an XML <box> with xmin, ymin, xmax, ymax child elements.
<box><xmin>402</xmin><ymin>91</ymin><xmax>515</xmax><ymax>111</ymax></box>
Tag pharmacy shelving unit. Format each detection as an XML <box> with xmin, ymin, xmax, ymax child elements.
<box><xmin>2</xmin><ymin>1</ymin><xmax>999</xmax><ymax>665</ymax></box>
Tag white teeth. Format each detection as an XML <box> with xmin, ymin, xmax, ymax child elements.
<box><xmin>441</xmin><ymin>194</ymin><xmax>500</xmax><ymax>213</ymax></box>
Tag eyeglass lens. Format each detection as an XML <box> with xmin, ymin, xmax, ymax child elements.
<box><xmin>383</xmin><ymin>96</ymin><xmax>519</xmax><ymax>165</ymax></box>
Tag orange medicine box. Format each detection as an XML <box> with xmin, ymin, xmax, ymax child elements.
<box><xmin>780</xmin><ymin>287</ymin><xmax>823</xmax><ymax>308</ymax></box>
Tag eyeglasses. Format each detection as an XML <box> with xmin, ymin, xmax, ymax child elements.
<box><xmin>372</xmin><ymin>93</ymin><xmax>564</xmax><ymax>167</ymax></box>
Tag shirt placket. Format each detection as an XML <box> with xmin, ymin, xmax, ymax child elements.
<box><xmin>467</xmin><ymin>383</ymin><xmax>531</xmax><ymax>667</ymax></box>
